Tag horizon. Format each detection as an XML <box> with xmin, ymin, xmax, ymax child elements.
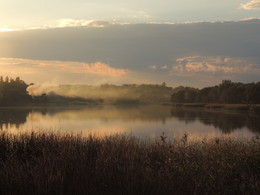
<box><xmin>1</xmin><ymin>74</ymin><xmax>259</xmax><ymax>88</ymax></box>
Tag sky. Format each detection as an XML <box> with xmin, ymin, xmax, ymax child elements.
<box><xmin>0</xmin><ymin>0</ymin><xmax>260</xmax><ymax>87</ymax></box>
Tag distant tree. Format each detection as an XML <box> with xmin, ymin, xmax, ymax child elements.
<box><xmin>15</xmin><ymin>77</ymin><xmax>20</xmax><ymax>83</ymax></box>
<box><xmin>187</xmin><ymin>89</ymin><xmax>197</xmax><ymax>103</ymax></box>
<box><xmin>219</xmin><ymin>80</ymin><xmax>232</xmax><ymax>88</ymax></box>
<box><xmin>171</xmin><ymin>80</ymin><xmax>260</xmax><ymax>104</ymax></box>
<box><xmin>0</xmin><ymin>76</ymin><xmax>32</xmax><ymax>106</ymax></box>
<box><xmin>5</xmin><ymin>76</ymin><xmax>9</xmax><ymax>83</ymax></box>
<box><xmin>171</xmin><ymin>86</ymin><xmax>198</xmax><ymax>103</ymax></box>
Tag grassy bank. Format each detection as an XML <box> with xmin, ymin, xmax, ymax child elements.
<box><xmin>0</xmin><ymin>132</ymin><xmax>259</xmax><ymax>194</ymax></box>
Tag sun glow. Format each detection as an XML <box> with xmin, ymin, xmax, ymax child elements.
<box><xmin>0</xmin><ymin>28</ymin><xmax>13</xmax><ymax>32</ymax></box>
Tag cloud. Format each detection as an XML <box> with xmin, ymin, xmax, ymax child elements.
<box><xmin>5</xmin><ymin>18</ymin><xmax>259</xmax><ymax>32</ymax></box>
<box><xmin>149</xmin><ymin>65</ymin><xmax>168</xmax><ymax>71</ymax></box>
<box><xmin>55</xmin><ymin>62</ymin><xmax>127</xmax><ymax>76</ymax></box>
<box><xmin>128</xmin><ymin>11</ymin><xmax>151</xmax><ymax>19</ymax></box>
<box><xmin>0</xmin><ymin>58</ymin><xmax>128</xmax><ymax>85</ymax></box>
<box><xmin>0</xmin><ymin>58</ymin><xmax>126</xmax><ymax>77</ymax></box>
<box><xmin>57</xmin><ymin>19</ymin><xmax>125</xmax><ymax>28</ymax></box>
<box><xmin>1</xmin><ymin>19</ymin><xmax>259</xmax><ymax>68</ymax></box>
<box><xmin>149</xmin><ymin>65</ymin><xmax>157</xmax><ymax>70</ymax></box>
<box><xmin>82</xmin><ymin>62</ymin><xmax>127</xmax><ymax>76</ymax></box>
<box><xmin>173</xmin><ymin>56</ymin><xmax>256</xmax><ymax>73</ymax></box>
<box><xmin>161</xmin><ymin>65</ymin><xmax>168</xmax><ymax>70</ymax></box>
<box><xmin>57</xmin><ymin>19</ymin><xmax>94</xmax><ymax>28</ymax></box>
<box><xmin>0</xmin><ymin>19</ymin><xmax>260</xmax><ymax>87</ymax></box>
<box><xmin>241</xmin><ymin>0</ymin><xmax>260</xmax><ymax>10</ymax></box>
<box><xmin>240</xmin><ymin>17</ymin><xmax>260</xmax><ymax>21</ymax></box>
<box><xmin>1</xmin><ymin>20</ymin><xmax>130</xmax><ymax>31</ymax></box>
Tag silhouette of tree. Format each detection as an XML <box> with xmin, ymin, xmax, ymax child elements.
<box><xmin>0</xmin><ymin>76</ymin><xmax>32</xmax><ymax>106</ymax></box>
<box><xmin>171</xmin><ymin>80</ymin><xmax>260</xmax><ymax>104</ymax></box>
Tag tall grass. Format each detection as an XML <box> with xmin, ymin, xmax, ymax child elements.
<box><xmin>0</xmin><ymin>132</ymin><xmax>259</xmax><ymax>194</ymax></box>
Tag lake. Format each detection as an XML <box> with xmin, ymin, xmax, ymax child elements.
<box><xmin>1</xmin><ymin>105</ymin><xmax>259</xmax><ymax>140</ymax></box>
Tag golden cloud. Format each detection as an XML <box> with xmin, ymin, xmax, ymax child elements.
<box><xmin>161</xmin><ymin>65</ymin><xmax>168</xmax><ymax>70</ymax></box>
<box><xmin>149</xmin><ymin>65</ymin><xmax>157</xmax><ymax>70</ymax></box>
<box><xmin>82</xmin><ymin>62</ymin><xmax>127</xmax><ymax>76</ymax></box>
<box><xmin>241</xmin><ymin>0</ymin><xmax>260</xmax><ymax>10</ymax></box>
<box><xmin>173</xmin><ymin>56</ymin><xmax>255</xmax><ymax>73</ymax></box>
<box><xmin>57</xmin><ymin>19</ymin><xmax>127</xmax><ymax>28</ymax></box>
<box><xmin>0</xmin><ymin>58</ymin><xmax>127</xmax><ymax>77</ymax></box>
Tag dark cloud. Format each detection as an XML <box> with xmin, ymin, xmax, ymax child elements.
<box><xmin>0</xmin><ymin>19</ymin><xmax>259</xmax><ymax>86</ymax></box>
<box><xmin>0</xmin><ymin>19</ymin><xmax>259</xmax><ymax>69</ymax></box>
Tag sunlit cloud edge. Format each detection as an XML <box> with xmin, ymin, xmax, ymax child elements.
<box><xmin>1</xmin><ymin>18</ymin><xmax>260</xmax><ymax>32</ymax></box>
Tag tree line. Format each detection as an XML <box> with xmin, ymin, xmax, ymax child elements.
<box><xmin>0</xmin><ymin>77</ymin><xmax>173</xmax><ymax>105</ymax></box>
<box><xmin>171</xmin><ymin>80</ymin><xmax>260</xmax><ymax>104</ymax></box>
<box><xmin>0</xmin><ymin>76</ymin><xmax>32</xmax><ymax>106</ymax></box>
<box><xmin>1</xmin><ymin>77</ymin><xmax>259</xmax><ymax>106</ymax></box>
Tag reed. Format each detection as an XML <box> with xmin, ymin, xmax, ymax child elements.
<box><xmin>0</xmin><ymin>132</ymin><xmax>259</xmax><ymax>194</ymax></box>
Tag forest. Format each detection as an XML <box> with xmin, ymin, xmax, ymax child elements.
<box><xmin>0</xmin><ymin>77</ymin><xmax>174</xmax><ymax>105</ymax></box>
<box><xmin>171</xmin><ymin>80</ymin><xmax>260</xmax><ymax>104</ymax></box>
<box><xmin>1</xmin><ymin>76</ymin><xmax>260</xmax><ymax>106</ymax></box>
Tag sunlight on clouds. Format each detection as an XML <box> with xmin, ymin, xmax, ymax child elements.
<box><xmin>55</xmin><ymin>62</ymin><xmax>127</xmax><ymax>76</ymax></box>
<box><xmin>0</xmin><ymin>58</ymin><xmax>126</xmax><ymax>77</ymax></box>
<box><xmin>58</xmin><ymin>19</ymin><xmax>92</xmax><ymax>27</ymax></box>
<box><xmin>129</xmin><ymin>11</ymin><xmax>151</xmax><ymax>19</ymax></box>
<box><xmin>149</xmin><ymin>65</ymin><xmax>157</xmax><ymax>70</ymax></box>
<box><xmin>240</xmin><ymin>17</ymin><xmax>260</xmax><ymax>21</ymax></box>
<box><xmin>149</xmin><ymin>65</ymin><xmax>168</xmax><ymax>70</ymax></box>
<box><xmin>57</xmin><ymin>19</ymin><xmax>128</xmax><ymax>28</ymax></box>
<box><xmin>0</xmin><ymin>58</ymin><xmax>128</xmax><ymax>84</ymax></box>
<box><xmin>161</xmin><ymin>65</ymin><xmax>168</xmax><ymax>70</ymax></box>
<box><xmin>57</xmin><ymin>19</ymin><xmax>106</xmax><ymax>28</ymax></box>
<box><xmin>1</xmin><ymin>20</ymin><xmax>130</xmax><ymax>31</ymax></box>
<box><xmin>0</xmin><ymin>28</ymin><xmax>13</xmax><ymax>32</ymax></box>
<box><xmin>83</xmin><ymin>62</ymin><xmax>127</xmax><ymax>76</ymax></box>
<box><xmin>3</xmin><ymin>18</ymin><xmax>260</xmax><ymax>32</ymax></box>
<box><xmin>173</xmin><ymin>56</ymin><xmax>256</xmax><ymax>73</ymax></box>
<box><xmin>241</xmin><ymin>0</ymin><xmax>260</xmax><ymax>10</ymax></box>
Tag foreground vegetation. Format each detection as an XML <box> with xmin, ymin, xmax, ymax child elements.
<box><xmin>0</xmin><ymin>132</ymin><xmax>259</xmax><ymax>194</ymax></box>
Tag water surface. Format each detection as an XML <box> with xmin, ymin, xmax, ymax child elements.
<box><xmin>1</xmin><ymin>105</ymin><xmax>259</xmax><ymax>140</ymax></box>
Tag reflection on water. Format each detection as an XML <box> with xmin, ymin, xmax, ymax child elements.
<box><xmin>0</xmin><ymin>106</ymin><xmax>259</xmax><ymax>139</ymax></box>
<box><xmin>170</xmin><ymin>108</ymin><xmax>260</xmax><ymax>134</ymax></box>
<box><xmin>0</xmin><ymin>108</ymin><xmax>31</xmax><ymax>130</ymax></box>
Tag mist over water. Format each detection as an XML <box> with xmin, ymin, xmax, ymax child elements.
<box><xmin>27</xmin><ymin>83</ymin><xmax>174</xmax><ymax>104</ymax></box>
<box><xmin>1</xmin><ymin>105</ymin><xmax>259</xmax><ymax>140</ymax></box>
